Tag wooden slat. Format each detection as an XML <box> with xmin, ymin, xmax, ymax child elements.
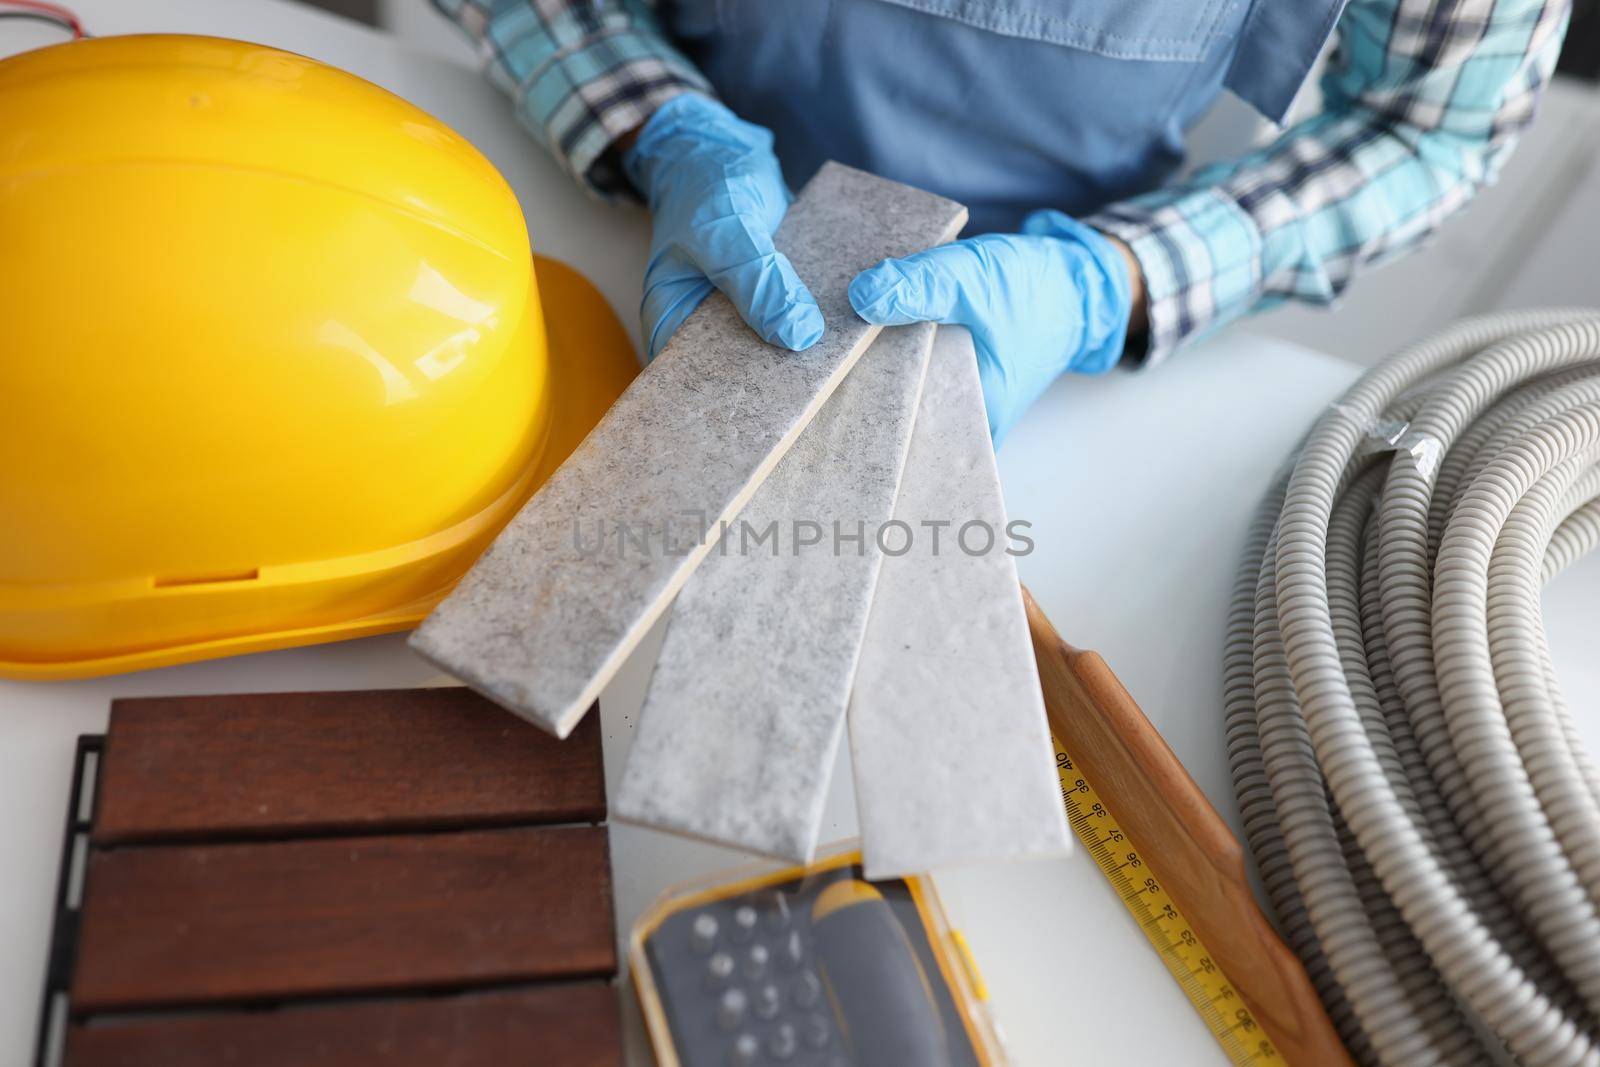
<box><xmin>64</xmin><ymin>983</ymin><xmax>622</xmax><ymax>1067</ymax></box>
<box><xmin>71</xmin><ymin>826</ymin><xmax>616</xmax><ymax>1012</ymax></box>
<box><xmin>93</xmin><ymin>689</ymin><xmax>605</xmax><ymax>844</ymax></box>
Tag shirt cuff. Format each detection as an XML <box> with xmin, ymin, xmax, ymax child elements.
<box><xmin>479</xmin><ymin>13</ymin><xmax>713</xmax><ymax>197</ymax></box>
<box><xmin>534</xmin><ymin>39</ymin><xmax>711</xmax><ymax>197</ymax></box>
<box><xmin>1086</xmin><ymin>188</ymin><xmax>1263</xmax><ymax>368</ymax></box>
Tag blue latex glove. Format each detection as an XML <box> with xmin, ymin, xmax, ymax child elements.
<box><xmin>849</xmin><ymin>211</ymin><xmax>1132</xmax><ymax>442</ymax></box>
<box><xmin>623</xmin><ymin>94</ymin><xmax>825</xmax><ymax>361</ymax></box>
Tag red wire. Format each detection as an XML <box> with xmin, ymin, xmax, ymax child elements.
<box><xmin>0</xmin><ymin>0</ymin><xmax>85</xmax><ymax>37</ymax></box>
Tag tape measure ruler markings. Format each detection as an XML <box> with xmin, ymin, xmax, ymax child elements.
<box><xmin>1052</xmin><ymin>734</ymin><xmax>1281</xmax><ymax>1065</ymax></box>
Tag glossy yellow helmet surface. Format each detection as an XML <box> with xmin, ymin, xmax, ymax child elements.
<box><xmin>0</xmin><ymin>35</ymin><xmax>638</xmax><ymax>679</ymax></box>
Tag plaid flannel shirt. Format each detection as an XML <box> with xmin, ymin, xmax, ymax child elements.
<box><xmin>431</xmin><ymin>0</ymin><xmax>711</xmax><ymax>192</ymax></box>
<box><xmin>434</xmin><ymin>0</ymin><xmax>1569</xmax><ymax>364</ymax></box>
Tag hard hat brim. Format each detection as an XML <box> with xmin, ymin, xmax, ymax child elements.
<box><xmin>0</xmin><ymin>256</ymin><xmax>640</xmax><ymax>680</ymax></box>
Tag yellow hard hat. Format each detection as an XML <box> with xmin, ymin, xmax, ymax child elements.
<box><xmin>0</xmin><ymin>35</ymin><xmax>638</xmax><ymax>679</ymax></box>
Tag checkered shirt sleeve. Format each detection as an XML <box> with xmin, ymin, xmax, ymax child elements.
<box><xmin>431</xmin><ymin>0</ymin><xmax>712</xmax><ymax>196</ymax></box>
<box><xmin>1086</xmin><ymin>0</ymin><xmax>1571</xmax><ymax>364</ymax></box>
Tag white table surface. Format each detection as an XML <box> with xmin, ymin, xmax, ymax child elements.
<box><xmin>6</xmin><ymin>5</ymin><xmax>1599</xmax><ymax>1066</ymax></box>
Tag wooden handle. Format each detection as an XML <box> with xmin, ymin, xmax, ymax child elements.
<box><xmin>1023</xmin><ymin>586</ymin><xmax>1352</xmax><ymax>1067</ymax></box>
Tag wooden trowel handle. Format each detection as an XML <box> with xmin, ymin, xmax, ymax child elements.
<box><xmin>1022</xmin><ymin>586</ymin><xmax>1352</xmax><ymax>1067</ymax></box>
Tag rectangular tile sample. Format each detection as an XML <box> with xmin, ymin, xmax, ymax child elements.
<box><xmin>848</xmin><ymin>326</ymin><xmax>1071</xmax><ymax>879</ymax></box>
<box><xmin>615</xmin><ymin>322</ymin><xmax>938</xmax><ymax>860</ymax></box>
<box><xmin>64</xmin><ymin>984</ymin><xmax>622</xmax><ymax>1067</ymax></box>
<box><xmin>71</xmin><ymin>826</ymin><xmax>615</xmax><ymax>1011</ymax></box>
<box><xmin>411</xmin><ymin>163</ymin><xmax>967</xmax><ymax>738</ymax></box>
<box><xmin>93</xmin><ymin>689</ymin><xmax>606</xmax><ymax>844</ymax></box>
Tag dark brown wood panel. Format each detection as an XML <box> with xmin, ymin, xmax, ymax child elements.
<box><xmin>64</xmin><ymin>983</ymin><xmax>622</xmax><ymax>1067</ymax></box>
<box><xmin>93</xmin><ymin>689</ymin><xmax>605</xmax><ymax>844</ymax></box>
<box><xmin>72</xmin><ymin>826</ymin><xmax>616</xmax><ymax>1012</ymax></box>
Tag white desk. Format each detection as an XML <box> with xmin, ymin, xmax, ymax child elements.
<box><xmin>5</xmin><ymin>5</ymin><xmax>1599</xmax><ymax>1066</ymax></box>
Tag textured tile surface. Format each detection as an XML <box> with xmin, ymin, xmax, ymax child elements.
<box><xmin>848</xmin><ymin>326</ymin><xmax>1071</xmax><ymax>879</ymax></box>
<box><xmin>410</xmin><ymin>163</ymin><xmax>967</xmax><ymax>737</ymax></box>
<box><xmin>614</xmin><ymin>322</ymin><xmax>938</xmax><ymax>860</ymax></box>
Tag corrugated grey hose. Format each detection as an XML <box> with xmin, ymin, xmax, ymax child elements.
<box><xmin>1227</xmin><ymin>310</ymin><xmax>1600</xmax><ymax>1066</ymax></box>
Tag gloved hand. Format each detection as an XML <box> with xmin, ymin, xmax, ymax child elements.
<box><xmin>623</xmin><ymin>94</ymin><xmax>824</xmax><ymax>361</ymax></box>
<box><xmin>849</xmin><ymin>211</ymin><xmax>1133</xmax><ymax>441</ymax></box>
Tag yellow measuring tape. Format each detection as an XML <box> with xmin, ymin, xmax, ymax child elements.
<box><xmin>1052</xmin><ymin>735</ymin><xmax>1285</xmax><ymax>1066</ymax></box>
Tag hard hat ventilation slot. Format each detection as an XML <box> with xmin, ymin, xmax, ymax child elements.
<box><xmin>152</xmin><ymin>569</ymin><xmax>261</xmax><ymax>589</ymax></box>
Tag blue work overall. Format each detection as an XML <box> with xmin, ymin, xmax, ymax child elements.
<box><xmin>663</xmin><ymin>0</ymin><xmax>1346</xmax><ymax>233</ymax></box>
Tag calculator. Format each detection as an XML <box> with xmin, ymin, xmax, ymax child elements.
<box><xmin>630</xmin><ymin>848</ymin><xmax>1003</xmax><ymax>1067</ymax></box>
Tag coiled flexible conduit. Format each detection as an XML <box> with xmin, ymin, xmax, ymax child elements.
<box><xmin>1228</xmin><ymin>311</ymin><xmax>1600</xmax><ymax>1066</ymax></box>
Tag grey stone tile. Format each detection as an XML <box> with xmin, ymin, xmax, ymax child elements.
<box><xmin>614</xmin><ymin>322</ymin><xmax>938</xmax><ymax>860</ymax></box>
<box><xmin>848</xmin><ymin>326</ymin><xmax>1072</xmax><ymax>878</ymax></box>
<box><xmin>409</xmin><ymin>164</ymin><xmax>967</xmax><ymax>737</ymax></box>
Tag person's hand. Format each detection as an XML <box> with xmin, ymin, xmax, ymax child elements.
<box><xmin>622</xmin><ymin>94</ymin><xmax>824</xmax><ymax>361</ymax></box>
<box><xmin>849</xmin><ymin>211</ymin><xmax>1136</xmax><ymax>441</ymax></box>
